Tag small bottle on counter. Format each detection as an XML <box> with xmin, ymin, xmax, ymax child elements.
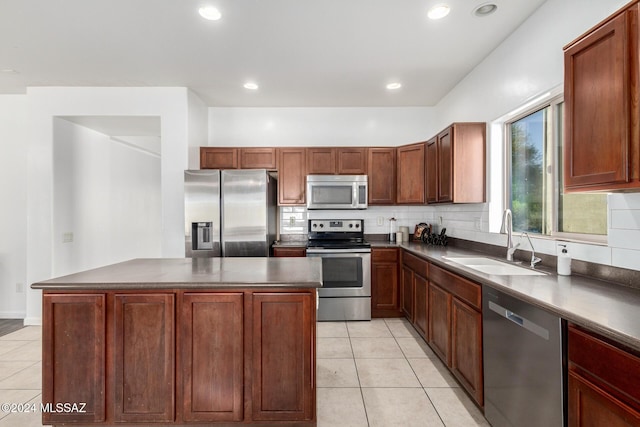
<box><xmin>389</xmin><ymin>217</ymin><xmax>397</xmax><ymax>242</ymax></box>
<box><xmin>557</xmin><ymin>244</ymin><xmax>572</xmax><ymax>276</ymax></box>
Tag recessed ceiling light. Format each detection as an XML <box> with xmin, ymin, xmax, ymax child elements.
<box><xmin>198</xmin><ymin>6</ymin><xmax>221</xmax><ymax>21</ymax></box>
<box><xmin>473</xmin><ymin>3</ymin><xmax>497</xmax><ymax>17</ymax></box>
<box><xmin>386</xmin><ymin>82</ymin><xmax>402</xmax><ymax>90</ymax></box>
<box><xmin>243</xmin><ymin>82</ymin><xmax>259</xmax><ymax>90</ymax></box>
<box><xmin>428</xmin><ymin>4</ymin><xmax>450</xmax><ymax>20</ymax></box>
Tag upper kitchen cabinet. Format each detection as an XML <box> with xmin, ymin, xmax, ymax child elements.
<box><xmin>337</xmin><ymin>148</ymin><xmax>367</xmax><ymax>174</ymax></box>
<box><xmin>306</xmin><ymin>147</ymin><xmax>368</xmax><ymax>174</ymax></box>
<box><xmin>426</xmin><ymin>123</ymin><xmax>486</xmax><ymax>204</ymax></box>
<box><xmin>397</xmin><ymin>142</ymin><xmax>426</xmax><ymax>204</ymax></box>
<box><xmin>278</xmin><ymin>148</ymin><xmax>307</xmax><ymax>205</ymax></box>
<box><xmin>306</xmin><ymin>148</ymin><xmax>336</xmax><ymax>174</ymax></box>
<box><xmin>368</xmin><ymin>148</ymin><xmax>396</xmax><ymax>205</ymax></box>
<box><xmin>201</xmin><ymin>147</ymin><xmax>277</xmax><ymax>170</ymax></box>
<box><xmin>201</xmin><ymin>147</ymin><xmax>239</xmax><ymax>169</ymax></box>
<box><xmin>564</xmin><ymin>3</ymin><xmax>640</xmax><ymax>192</ymax></box>
<box><xmin>240</xmin><ymin>148</ymin><xmax>277</xmax><ymax>170</ymax></box>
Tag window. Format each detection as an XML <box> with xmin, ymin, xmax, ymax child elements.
<box><xmin>507</xmin><ymin>96</ymin><xmax>607</xmax><ymax>240</ymax></box>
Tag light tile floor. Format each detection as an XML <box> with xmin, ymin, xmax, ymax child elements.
<box><xmin>0</xmin><ymin>319</ymin><xmax>489</xmax><ymax>426</ymax></box>
<box><xmin>317</xmin><ymin>318</ymin><xmax>490</xmax><ymax>427</ymax></box>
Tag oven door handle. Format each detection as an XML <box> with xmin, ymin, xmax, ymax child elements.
<box><xmin>306</xmin><ymin>248</ymin><xmax>372</xmax><ymax>254</ymax></box>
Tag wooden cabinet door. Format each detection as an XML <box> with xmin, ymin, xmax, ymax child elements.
<box><xmin>252</xmin><ymin>292</ymin><xmax>315</xmax><ymax>422</ymax></box>
<box><xmin>240</xmin><ymin>148</ymin><xmax>277</xmax><ymax>169</ymax></box>
<box><xmin>401</xmin><ymin>266</ymin><xmax>414</xmax><ymax>321</ymax></box>
<box><xmin>564</xmin><ymin>10</ymin><xmax>635</xmax><ymax>190</ymax></box>
<box><xmin>413</xmin><ymin>274</ymin><xmax>428</xmax><ymax>338</ymax></box>
<box><xmin>368</xmin><ymin>148</ymin><xmax>396</xmax><ymax>204</ymax></box>
<box><xmin>437</xmin><ymin>127</ymin><xmax>453</xmax><ymax>203</ymax></box>
<box><xmin>568</xmin><ymin>372</ymin><xmax>640</xmax><ymax>427</ymax></box>
<box><xmin>426</xmin><ymin>138</ymin><xmax>438</xmax><ymax>203</ymax></box>
<box><xmin>181</xmin><ymin>293</ymin><xmax>244</xmax><ymax>422</ymax></box>
<box><xmin>42</xmin><ymin>294</ymin><xmax>106</xmax><ymax>424</ymax></box>
<box><xmin>278</xmin><ymin>148</ymin><xmax>306</xmax><ymax>205</ymax></box>
<box><xmin>200</xmin><ymin>147</ymin><xmax>239</xmax><ymax>169</ymax></box>
<box><xmin>428</xmin><ymin>284</ymin><xmax>451</xmax><ymax>365</ymax></box>
<box><xmin>337</xmin><ymin>148</ymin><xmax>367</xmax><ymax>174</ymax></box>
<box><xmin>114</xmin><ymin>294</ymin><xmax>175</xmax><ymax>423</ymax></box>
<box><xmin>451</xmin><ymin>297</ymin><xmax>483</xmax><ymax>406</ymax></box>
<box><xmin>273</xmin><ymin>247</ymin><xmax>307</xmax><ymax>257</ymax></box>
<box><xmin>371</xmin><ymin>249</ymin><xmax>400</xmax><ymax>317</ymax></box>
<box><xmin>396</xmin><ymin>143</ymin><xmax>426</xmax><ymax>204</ymax></box>
<box><xmin>306</xmin><ymin>148</ymin><xmax>335</xmax><ymax>174</ymax></box>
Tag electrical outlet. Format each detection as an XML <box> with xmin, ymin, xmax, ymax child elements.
<box><xmin>438</xmin><ymin>216</ymin><xmax>443</xmax><ymax>226</ymax></box>
<box><xmin>16</xmin><ymin>283</ymin><xmax>23</xmax><ymax>293</ymax></box>
<box><xmin>289</xmin><ymin>216</ymin><xmax>296</xmax><ymax>227</ymax></box>
<box><xmin>474</xmin><ymin>217</ymin><xmax>481</xmax><ymax>231</ymax></box>
<box><xmin>377</xmin><ymin>216</ymin><xmax>384</xmax><ymax>226</ymax></box>
<box><xmin>62</xmin><ymin>232</ymin><xmax>73</xmax><ymax>243</ymax></box>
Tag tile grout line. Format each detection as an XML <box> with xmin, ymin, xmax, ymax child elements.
<box><xmin>346</xmin><ymin>321</ymin><xmax>372</xmax><ymax>427</ymax></box>
<box><xmin>385</xmin><ymin>318</ymin><xmax>449</xmax><ymax>427</ymax></box>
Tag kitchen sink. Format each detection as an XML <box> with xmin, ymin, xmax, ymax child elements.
<box><xmin>443</xmin><ymin>257</ymin><xmax>546</xmax><ymax>276</ymax></box>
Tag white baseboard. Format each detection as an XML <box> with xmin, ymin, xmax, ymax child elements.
<box><xmin>23</xmin><ymin>317</ymin><xmax>42</xmax><ymax>326</ymax></box>
<box><xmin>0</xmin><ymin>311</ymin><xmax>26</xmax><ymax>319</ymax></box>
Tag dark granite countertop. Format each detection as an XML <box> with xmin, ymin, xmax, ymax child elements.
<box><xmin>31</xmin><ymin>257</ymin><xmax>323</xmax><ymax>290</ymax></box>
<box><xmin>374</xmin><ymin>241</ymin><xmax>640</xmax><ymax>352</ymax></box>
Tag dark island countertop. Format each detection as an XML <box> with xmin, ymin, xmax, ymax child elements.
<box><xmin>31</xmin><ymin>257</ymin><xmax>323</xmax><ymax>290</ymax></box>
<box><xmin>373</xmin><ymin>241</ymin><xmax>640</xmax><ymax>353</ymax></box>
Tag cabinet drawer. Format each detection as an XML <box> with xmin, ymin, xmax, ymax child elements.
<box><xmin>402</xmin><ymin>252</ymin><xmax>428</xmax><ymax>278</ymax></box>
<box><xmin>569</xmin><ymin>325</ymin><xmax>640</xmax><ymax>410</ymax></box>
<box><xmin>429</xmin><ymin>264</ymin><xmax>481</xmax><ymax>311</ymax></box>
<box><xmin>372</xmin><ymin>248</ymin><xmax>398</xmax><ymax>263</ymax></box>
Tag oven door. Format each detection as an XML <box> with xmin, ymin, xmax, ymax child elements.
<box><xmin>306</xmin><ymin>250</ymin><xmax>371</xmax><ymax>297</ymax></box>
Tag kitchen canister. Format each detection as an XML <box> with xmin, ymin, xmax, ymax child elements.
<box><xmin>399</xmin><ymin>226</ymin><xmax>409</xmax><ymax>243</ymax></box>
<box><xmin>557</xmin><ymin>244</ymin><xmax>572</xmax><ymax>276</ymax></box>
<box><xmin>396</xmin><ymin>231</ymin><xmax>404</xmax><ymax>243</ymax></box>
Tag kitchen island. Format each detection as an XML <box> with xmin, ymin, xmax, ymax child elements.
<box><xmin>31</xmin><ymin>257</ymin><xmax>322</xmax><ymax>427</ymax></box>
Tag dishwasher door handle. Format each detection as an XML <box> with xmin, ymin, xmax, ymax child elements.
<box><xmin>488</xmin><ymin>301</ymin><xmax>550</xmax><ymax>340</ymax></box>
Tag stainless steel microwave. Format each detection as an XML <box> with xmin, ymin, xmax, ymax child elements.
<box><xmin>306</xmin><ymin>175</ymin><xmax>368</xmax><ymax>209</ymax></box>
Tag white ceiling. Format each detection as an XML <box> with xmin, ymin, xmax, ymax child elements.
<box><xmin>0</xmin><ymin>0</ymin><xmax>547</xmax><ymax>107</ymax></box>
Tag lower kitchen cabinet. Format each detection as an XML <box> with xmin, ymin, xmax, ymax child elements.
<box><xmin>428</xmin><ymin>284</ymin><xmax>451</xmax><ymax>364</ymax></box>
<box><xmin>42</xmin><ymin>294</ymin><xmax>106</xmax><ymax>425</ymax></box>
<box><xmin>252</xmin><ymin>292</ymin><xmax>315</xmax><ymax>422</ymax></box>
<box><xmin>451</xmin><ymin>298</ymin><xmax>483</xmax><ymax>405</ymax></box>
<box><xmin>413</xmin><ymin>274</ymin><xmax>428</xmax><ymax>337</ymax></box>
<box><xmin>114</xmin><ymin>293</ymin><xmax>175</xmax><ymax>423</ymax></box>
<box><xmin>401</xmin><ymin>251</ymin><xmax>429</xmax><ymax>333</ymax></box>
<box><xmin>42</xmin><ymin>289</ymin><xmax>316</xmax><ymax>426</ymax></box>
<box><xmin>371</xmin><ymin>248</ymin><xmax>402</xmax><ymax>318</ymax></box>
<box><xmin>397</xmin><ymin>250</ymin><xmax>484</xmax><ymax>408</ymax></box>
<box><xmin>568</xmin><ymin>324</ymin><xmax>640</xmax><ymax>426</ymax></box>
<box><xmin>181</xmin><ymin>293</ymin><xmax>244</xmax><ymax>422</ymax></box>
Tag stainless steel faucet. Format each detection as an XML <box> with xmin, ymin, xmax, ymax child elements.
<box><xmin>500</xmin><ymin>209</ymin><xmax>519</xmax><ymax>261</ymax></box>
<box><xmin>521</xmin><ymin>232</ymin><xmax>542</xmax><ymax>268</ymax></box>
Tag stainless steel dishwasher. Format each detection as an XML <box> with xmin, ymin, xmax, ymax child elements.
<box><xmin>483</xmin><ymin>285</ymin><xmax>566</xmax><ymax>427</ymax></box>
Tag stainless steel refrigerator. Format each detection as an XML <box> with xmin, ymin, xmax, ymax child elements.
<box><xmin>184</xmin><ymin>169</ymin><xmax>277</xmax><ymax>257</ymax></box>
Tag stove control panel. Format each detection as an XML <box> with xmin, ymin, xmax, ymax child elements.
<box><xmin>309</xmin><ymin>219</ymin><xmax>363</xmax><ymax>232</ymax></box>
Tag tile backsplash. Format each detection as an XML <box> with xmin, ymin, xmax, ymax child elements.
<box><xmin>280</xmin><ymin>193</ymin><xmax>640</xmax><ymax>274</ymax></box>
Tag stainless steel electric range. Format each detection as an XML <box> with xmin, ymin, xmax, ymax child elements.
<box><xmin>306</xmin><ymin>219</ymin><xmax>371</xmax><ymax>321</ymax></box>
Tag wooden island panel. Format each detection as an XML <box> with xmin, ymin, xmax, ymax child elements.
<box><xmin>181</xmin><ymin>293</ymin><xmax>244</xmax><ymax>422</ymax></box>
<box><xmin>42</xmin><ymin>294</ymin><xmax>106</xmax><ymax>425</ymax></box>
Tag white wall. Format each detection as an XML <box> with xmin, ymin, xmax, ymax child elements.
<box><xmin>428</xmin><ymin>0</ymin><xmax>636</xmax><ymax>270</ymax></box>
<box><xmin>25</xmin><ymin>87</ymin><xmax>194</xmax><ymax>324</ymax></box>
<box><xmin>188</xmin><ymin>90</ymin><xmax>209</xmax><ymax>169</ymax></box>
<box><xmin>52</xmin><ymin>118</ymin><xmax>161</xmax><ymax>276</ymax></box>
<box><xmin>209</xmin><ymin>107</ymin><xmax>437</xmax><ymax>147</ymax></box>
<box><xmin>0</xmin><ymin>95</ymin><xmax>28</xmax><ymax>318</ymax></box>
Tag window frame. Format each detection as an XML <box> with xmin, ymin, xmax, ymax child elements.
<box><xmin>504</xmin><ymin>93</ymin><xmax>608</xmax><ymax>245</ymax></box>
